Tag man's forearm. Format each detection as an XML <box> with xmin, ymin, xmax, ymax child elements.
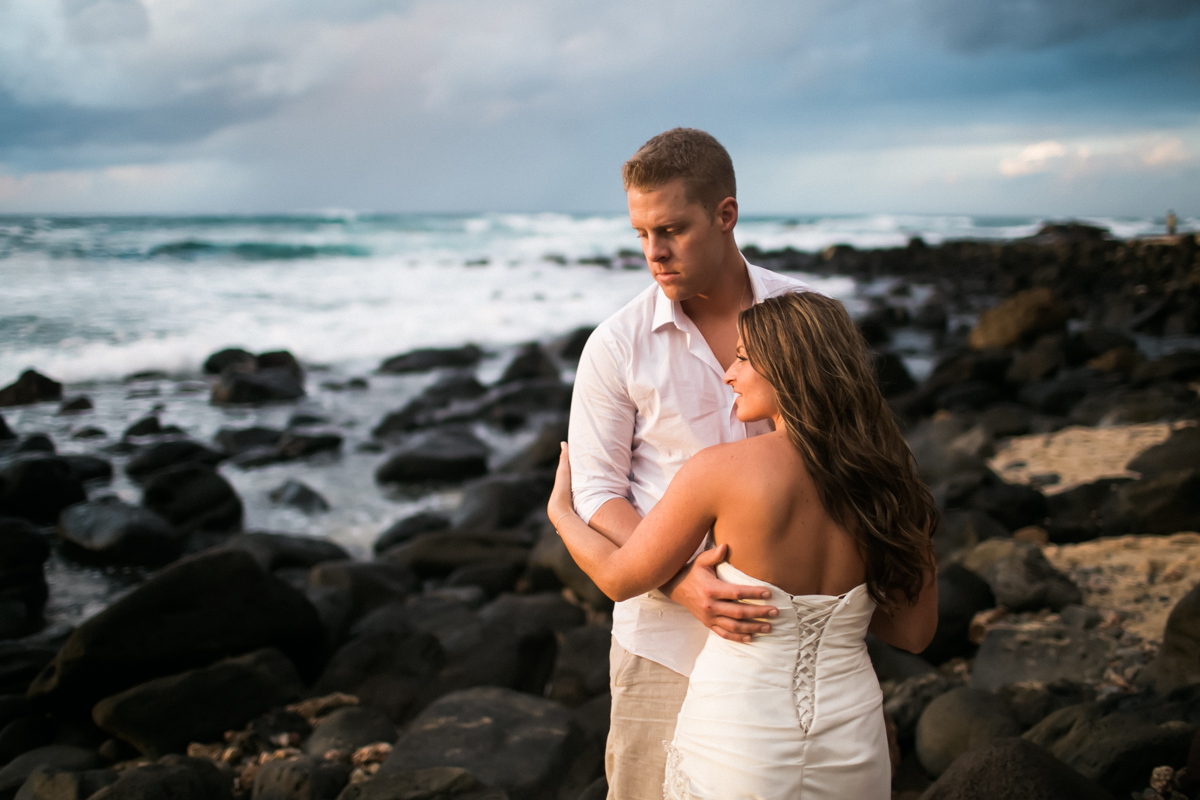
<box><xmin>586</xmin><ymin>497</ymin><xmax>643</xmax><ymax>546</ymax></box>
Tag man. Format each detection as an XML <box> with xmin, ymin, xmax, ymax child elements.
<box><xmin>568</xmin><ymin>128</ymin><xmax>812</xmax><ymax>799</ymax></box>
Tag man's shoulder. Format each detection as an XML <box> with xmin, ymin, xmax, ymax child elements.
<box><xmin>588</xmin><ymin>281</ymin><xmax>660</xmax><ymax>345</ymax></box>
<box><xmin>748</xmin><ymin>262</ymin><xmax>814</xmax><ymax>297</ymax></box>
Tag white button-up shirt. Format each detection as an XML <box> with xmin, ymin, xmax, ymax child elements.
<box><xmin>568</xmin><ymin>261</ymin><xmax>811</xmax><ymax>676</ymax></box>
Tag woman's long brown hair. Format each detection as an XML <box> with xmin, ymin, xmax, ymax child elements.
<box><xmin>739</xmin><ymin>292</ymin><xmax>937</xmax><ymax>608</ymax></box>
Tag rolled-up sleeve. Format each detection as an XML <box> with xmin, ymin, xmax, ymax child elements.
<box><xmin>568</xmin><ymin>326</ymin><xmax>636</xmax><ymax>524</ymax></box>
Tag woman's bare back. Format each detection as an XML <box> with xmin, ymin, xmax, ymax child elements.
<box><xmin>705</xmin><ymin>430</ymin><xmax>866</xmax><ymax>597</ymax></box>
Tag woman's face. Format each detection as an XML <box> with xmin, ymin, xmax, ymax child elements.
<box><xmin>724</xmin><ymin>336</ymin><xmax>781</xmax><ymax>423</ymax></box>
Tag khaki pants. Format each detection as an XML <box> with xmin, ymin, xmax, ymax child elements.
<box><xmin>606</xmin><ymin>637</ymin><xmax>690</xmax><ymax>800</ymax></box>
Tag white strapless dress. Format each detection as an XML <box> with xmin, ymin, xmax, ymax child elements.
<box><xmin>664</xmin><ymin>562</ymin><xmax>890</xmax><ymax>800</ymax></box>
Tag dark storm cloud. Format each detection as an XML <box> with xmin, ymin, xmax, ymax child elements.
<box><xmin>914</xmin><ymin>0</ymin><xmax>1200</xmax><ymax>52</ymax></box>
<box><xmin>0</xmin><ymin>89</ymin><xmax>281</xmax><ymax>166</ymax></box>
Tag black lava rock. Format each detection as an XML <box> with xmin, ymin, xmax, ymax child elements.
<box><xmin>0</xmin><ymin>371</ymin><xmax>62</xmax><ymax>408</ymax></box>
<box><xmin>58</xmin><ymin>499</ymin><xmax>181</xmax><ymax>566</ymax></box>
<box><xmin>26</xmin><ymin>548</ymin><xmax>325</xmax><ymax>711</ymax></box>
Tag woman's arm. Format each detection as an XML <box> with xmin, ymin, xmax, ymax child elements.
<box><xmin>548</xmin><ymin>443</ymin><xmax>719</xmax><ymax>602</ymax></box>
<box><xmin>867</xmin><ymin>568</ymin><xmax>939</xmax><ymax>653</ymax></box>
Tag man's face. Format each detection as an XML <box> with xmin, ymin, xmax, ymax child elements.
<box><xmin>627</xmin><ymin>178</ymin><xmax>732</xmax><ymax>302</ymax></box>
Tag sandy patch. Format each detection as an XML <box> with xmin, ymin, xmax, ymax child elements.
<box><xmin>988</xmin><ymin>422</ymin><xmax>1192</xmax><ymax>495</ymax></box>
<box><xmin>1044</xmin><ymin>533</ymin><xmax>1200</xmax><ymax>644</ymax></box>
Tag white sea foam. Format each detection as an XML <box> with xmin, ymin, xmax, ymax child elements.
<box><xmin>0</xmin><ymin>211</ymin><xmax>1185</xmax><ymax>385</ymax></box>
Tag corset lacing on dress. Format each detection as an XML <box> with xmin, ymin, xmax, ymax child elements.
<box><xmin>663</xmin><ymin>594</ymin><xmax>841</xmax><ymax>800</ymax></box>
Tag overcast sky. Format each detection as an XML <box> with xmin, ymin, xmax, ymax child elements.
<box><xmin>0</xmin><ymin>0</ymin><xmax>1196</xmax><ymax>216</ymax></box>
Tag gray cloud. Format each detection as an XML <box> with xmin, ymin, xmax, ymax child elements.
<box><xmin>912</xmin><ymin>0</ymin><xmax>1200</xmax><ymax>52</ymax></box>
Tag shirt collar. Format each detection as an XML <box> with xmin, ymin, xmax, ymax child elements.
<box><xmin>651</xmin><ymin>256</ymin><xmax>762</xmax><ymax>332</ymax></box>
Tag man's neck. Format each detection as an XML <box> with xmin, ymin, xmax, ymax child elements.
<box><xmin>680</xmin><ymin>244</ymin><xmax>751</xmax><ymax>325</ymax></box>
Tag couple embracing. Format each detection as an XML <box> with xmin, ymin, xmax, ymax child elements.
<box><xmin>547</xmin><ymin>129</ymin><xmax>939</xmax><ymax>800</ymax></box>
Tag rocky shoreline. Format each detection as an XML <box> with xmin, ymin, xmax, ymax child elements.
<box><xmin>1</xmin><ymin>223</ymin><xmax>1199</xmax><ymax>800</ymax></box>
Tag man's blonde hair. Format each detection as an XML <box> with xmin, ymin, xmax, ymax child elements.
<box><xmin>622</xmin><ymin>128</ymin><xmax>736</xmax><ymax>215</ymax></box>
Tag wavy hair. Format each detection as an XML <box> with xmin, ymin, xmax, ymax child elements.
<box><xmin>739</xmin><ymin>292</ymin><xmax>937</xmax><ymax>607</ymax></box>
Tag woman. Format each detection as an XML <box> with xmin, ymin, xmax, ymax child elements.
<box><xmin>548</xmin><ymin>291</ymin><xmax>938</xmax><ymax>800</ymax></box>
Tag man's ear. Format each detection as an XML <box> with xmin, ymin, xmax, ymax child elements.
<box><xmin>715</xmin><ymin>196</ymin><xmax>738</xmax><ymax>233</ymax></box>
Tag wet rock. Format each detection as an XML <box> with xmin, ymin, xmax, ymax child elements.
<box><xmin>915</xmin><ymin>687</ymin><xmax>1022</xmax><ymax>776</ymax></box>
<box><xmin>1140</xmin><ymin>582</ymin><xmax>1200</xmax><ymax>693</ymax></box>
<box><xmin>477</xmin><ymin>594</ymin><xmax>585</xmax><ymax>641</ymax></box>
<box><xmin>958</xmin><ymin>539</ymin><xmax>1081</xmax><ymax>612</ymax></box>
<box><xmin>309</xmin><ymin>561</ymin><xmax>419</xmax><ymax>619</ymax></box>
<box><xmin>1134</xmin><ymin>350</ymin><xmax>1200</xmax><ymax>386</ymax></box>
<box><xmin>62</xmin><ymin>456</ymin><xmax>112</xmax><ymax>486</ymax></box>
<box><xmin>379</xmin><ymin>532</ymin><xmax>532</xmax><ymax>581</ymax></box>
<box><xmin>304</xmin><ymin>585</ymin><xmax>354</xmax><ymax>650</ymax></box>
<box><xmin>970</xmin><ymin>613</ymin><xmax>1118</xmax><ymax>692</ymax></box>
<box><xmin>27</xmin><ymin>549</ymin><xmax>325</xmax><ymax>711</ymax></box>
<box><xmin>92</xmin><ymin>648</ymin><xmax>303</xmax><ymax>757</ymax></box>
<box><xmin>0</xmin><ymin>626</ymin><xmax>69</xmax><ymax>693</ymax></box>
<box><xmin>1005</xmin><ymin>335</ymin><xmax>1066</xmax><ymax>383</ymax></box>
<box><xmin>277</xmin><ymin>429</ymin><xmax>343</xmax><ymax>460</ymax></box>
<box><xmin>211</xmin><ymin>367</ymin><xmax>305</xmax><ymax>406</ymax></box>
<box><xmin>884</xmin><ymin>672</ymin><xmax>954</xmax><ymax>743</ymax></box>
<box><xmin>337</xmin><ymin>767</ymin><xmax>506</xmax><ymax>800</ymax></box>
<box><xmin>525</xmin><ymin>521</ymin><xmax>609</xmax><ymax>610</ymax></box>
<box><xmin>203</xmin><ymin>348</ymin><xmax>255</xmax><ymax>375</ymax></box>
<box><xmin>58</xmin><ymin>499</ymin><xmax>181</xmax><ymax>566</ymax></box>
<box><xmin>88</xmin><ymin>754</ymin><xmax>232</xmax><ymax>800</ymax></box>
<box><xmin>498</xmin><ymin>418</ymin><xmax>568</xmax><ymax>474</ymax></box>
<box><xmin>375</xmin><ymin>428</ymin><xmax>489</xmax><ymax>485</ymax></box>
<box><xmin>373</xmin><ymin>513</ymin><xmax>452</xmax><ymax>555</ymax></box>
<box><xmin>952</xmin><ymin>473</ymin><xmax>1048</xmax><ymax>533</ymax></box>
<box><xmin>254</xmin><ymin>755</ymin><xmax>350</xmax><ymax>800</ymax></box>
<box><xmin>0</xmin><ymin>517</ymin><xmax>50</xmax><ymax>640</ymax></box>
<box><xmin>304</xmin><ymin>706</ymin><xmax>397</xmax><ymax>756</ymax></box>
<box><xmin>497</xmin><ymin>344</ymin><xmax>559</xmax><ymax>385</ymax></box>
<box><xmin>994</xmin><ymin>680</ymin><xmax>1095</xmax><ymax>730</ymax></box>
<box><xmin>1127</xmin><ymin>426</ymin><xmax>1200</xmax><ymax>479</ymax></box>
<box><xmin>1018</xmin><ymin>373</ymin><xmax>1108</xmax><ymax>417</ymax></box>
<box><xmin>1115</xmin><ymin>469</ymin><xmax>1200</xmax><ymax>534</ymax></box>
<box><xmin>866</xmin><ymin>634</ymin><xmax>937</xmax><ymax>684</ymax></box>
<box><xmin>433</xmin><ymin>379</ymin><xmax>571</xmax><ymax>432</ymax></box>
<box><xmin>372</xmin><ymin>376</ymin><xmax>488</xmax><ymax>440</ymax></box>
<box><xmin>141</xmin><ymin>464</ymin><xmax>242</xmax><ymax>535</ymax></box>
<box><xmin>969</xmin><ymin>288</ymin><xmax>1071</xmax><ymax>351</ymax></box>
<box><xmin>935</xmin><ymin>510</ymin><xmax>1009</xmax><ymax>563</ymax></box>
<box><xmin>268</xmin><ymin>480</ymin><xmax>330</xmax><ymax>514</ymax></box>
<box><xmin>312</xmin><ymin>629</ymin><xmax>444</xmax><ymax>723</ymax></box>
<box><xmin>1043</xmin><ymin>478</ymin><xmax>1126</xmax><ymax>544</ymax></box>
<box><xmin>0</xmin><ymin>713</ymin><xmax>57</xmax><ymax>765</ymax></box>
<box><xmin>1086</xmin><ymin>345</ymin><xmax>1142</xmax><ymax>374</ymax></box>
<box><xmin>13</xmin><ymin>765</ymin><xmax>118</xmax><ymax>800</ymax></box>
<box><xmin>0</xmin><ymin>417</ymin><xmax>13</xmax><ymax>441</ymax></box>
<box><xmin>0</xmin><ymin>747</ymin><xmax>97</xmax><ymax>799</ymax></box>
<box><xmin>545</xmin><ymin>626</ymin><xmax>610</xmax><ymax>707</ymax></box>
<box><xmin>257</xmin><ymin>351</ymin><xmax>305</xmax><ymax>380</ymax></box>
<box><xmin>224</xmin><ymin>532</ymin><xmax>348</xmax><ymax>571</ymax></box>
<box><xmin>0</xmin><ymin>455</ymin><xmax>87</xmax><ymax>526</ymax></box>
<box><xmin>905</xmin><ymin>415</ymin><xmax>990</xmax><ymax>486</ymax></box>
<box><xmin>121</xmin><ymin>417</ymin><xmax>161</xmax><ymax>439</ymax></box>
<box><xmin>1023</xmin><ymin>698</ymin><xmax>1198</xmax><ymax>799</ymax></box>
<box><xmin>380</xmin><ymin>687</ymin><xmax>579</xmax><ymax>800</ymax></box>
<box><xmin>451</xmin><ymin>474</ymin><xmax>553</xmax><ymax>532</ymax></box>
<box><xmin>125</xmin><ymin>440</ymin><xmax>225</xmax><ymax>481</ymax></box>
<box><xmin>444</xmin><ymin>562</ymin><xmax>524</xmax><ymax>597</ymax></box>
<box><xmin>56</xmin><ymin>397</ymin><xmax>92</xmax><ymax>415</ymax></box>
<box><xmin>553</xmin><ymin>327</ymin><xmax>594</xmax><ymax>362</ymax></box>
<box><xmin>0</xmin><ymin>371</ymin><xmax>63</xmax><ymax>408</ymax></box>
<box><xmin>871</xmin><ymin>352</ymin><xmax>916</xmax><ymax>397</ymax></box>
<box><xmin>213</xmin><ymin>426</ymin><xmax>284</xmax><ymax>456</ymax></box>
<box><xmin>919</xmin><ymin>737</ymin><xmax>1118</xmax><ymax>800</ymax></box>
<box><xmin>69</xmin><ymin>427</ymin><xmax>106</xmax><ymax>441</ymax></box>
<box><xmin>378</xmin><ymin>346</ymin><xmax>483</xmax><ymax>375</ymax></box>
<box><xmin>920</xmin><ymin>564</ymin><xmax>995</xmax><ymax>665</ymax></box>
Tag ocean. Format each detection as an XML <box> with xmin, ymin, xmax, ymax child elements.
<box><xmin>0</xmin><ymin>211</ymin><xmax>1181</xmax><ymax>624</ymax></box>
